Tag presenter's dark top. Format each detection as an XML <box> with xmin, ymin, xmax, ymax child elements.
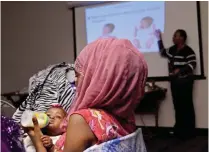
<box><xmin>158</xmin><ymin>40</ymin><xmax>196</xmax><ymax>78</ymax></box>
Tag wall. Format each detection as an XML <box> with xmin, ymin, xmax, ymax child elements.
<box><xmin>136</xmin><ymin>1</ymin><xmax>208</xmax><ymax>128</ymax></box>
<box><xmin>1</xmin><ymin>2</ymin><xmax>74</xmax><ymax>93</ymax></box>
<box><xmin>1</xmin><ymin>2</ymin><xmax>208</xmax><ymax>128</ymax></box>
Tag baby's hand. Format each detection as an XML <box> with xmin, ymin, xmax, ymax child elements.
<box><xmin>41</xmin><ymin>135</ymin><xmax>53</xmax><ymax>149</ymax></box>
<box><xmin>146</xmin><ymin>38</ymin><xmax>154</xmax><ymax>49</ymax></box>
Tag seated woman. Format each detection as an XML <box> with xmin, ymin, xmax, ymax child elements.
<box><xmin>26</xmin><ymin>38</ymin><xmax>148</xmax><ymax>152</ymax></box>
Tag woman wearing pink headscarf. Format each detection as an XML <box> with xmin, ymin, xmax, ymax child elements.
<box><xmin>26</xmin><ymin>38</ymin><xmax>148</xmax><ymax>152</ymax></box>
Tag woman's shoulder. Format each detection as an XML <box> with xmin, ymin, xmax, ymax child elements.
<box><xmin>64</xmin><ymin>113</ymin><xmax>97</xmax><ymax>151</ymax></box>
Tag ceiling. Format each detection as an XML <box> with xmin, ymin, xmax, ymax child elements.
<box><xmin>67</xmin><ymin>1</ymin><xmax>107</xmax><ymax>9</ymax></box>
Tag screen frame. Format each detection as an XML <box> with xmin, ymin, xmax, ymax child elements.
<box><xmin>71</xmin><ymin>1</ymin><xmax>206</xmax><ymax>81</ymax></box>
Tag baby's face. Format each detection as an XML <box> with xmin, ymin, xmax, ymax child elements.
<box><xmin>102</xmin><ymin>26</ymin><xmax>111</xmax><ymax>35</ymax></box>
<box><xmin>45</xmin><ymin>107</ymin><xmax>66</xmax><ymax>135</ymax></box>
<box><xmin>140</xmin><ymin>20</ymin><xmax>150</xmax><ymax>29</ymax></box>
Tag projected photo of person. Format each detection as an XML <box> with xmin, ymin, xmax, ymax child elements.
<box><xmin>133</xmin><ymin>16</ymin><xmax>157</xmax><ymax>50</ymax></box>
<box><xmin>100</xmin><ymin>23</ymin><xmax>117</xmax><ymax>38</ymax></box>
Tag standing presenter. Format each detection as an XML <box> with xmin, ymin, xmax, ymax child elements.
<box><xmin>155</xmin><ymin>29</ymin><xmax>196</xmax><ymax>139</ymax></box>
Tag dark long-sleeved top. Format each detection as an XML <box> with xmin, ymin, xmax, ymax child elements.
<box><xmin>158</xmin><ymin>40</ymin><xmax>196</xmax><ymax>78</ymax></box>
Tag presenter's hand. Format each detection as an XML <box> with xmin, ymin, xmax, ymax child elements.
<box><xmin>154</xmin><ymin>29</ymin><xmax>162</xmax><ymax>40</ymax></box>
<box><xmin>173</xmin><ymin>69</ymin><xmax>180</xmax><ymax>74</ymax></box>
<box><xmin>170</xmin><ymin>69</ymin><xmax>180</xmax><ymax>76</ymax></box>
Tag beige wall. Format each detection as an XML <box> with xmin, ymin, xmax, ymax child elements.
<box><xmin>1</xmin><ymin>2</ymin><xmax>74</xmax><ymax>93</ymax></box>
<box><xmin>1</xmin><ymin>2</ymin><xmax>208</xmax><ymax>128</ymax></box>
<box><xmin>136</xmin><ymin>1</ymin><xmax>208</xmax><ymax>128</ymax></box>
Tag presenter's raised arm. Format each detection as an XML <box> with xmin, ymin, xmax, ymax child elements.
<box><xmin>155</xmin><ymin>30</ymin><xmax>170</xmax><ymax>58</ymax></box>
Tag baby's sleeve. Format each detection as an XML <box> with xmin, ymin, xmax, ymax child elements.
<box><xmin>23</xmin><ymin>136</ymin><xmax>36</xmax><ymax>152</ymax></box>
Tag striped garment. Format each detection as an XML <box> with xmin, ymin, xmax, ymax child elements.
<box><xmin>158</xmin><ymin>40</ymin><xmax>196</xmax><ymax>77</ymax></box>
<box><xmin>12</xmin><ymin>63</ymin><xmax>76</xmax><ymax>123</ymax></box>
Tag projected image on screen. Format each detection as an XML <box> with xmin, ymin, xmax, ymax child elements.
<box><xmin>133</xmin><ymin>16</ymin><xmax>157</xmax><ymax>51</ymax></box>
<box><xmin>85</xmin><ymin>1</ymin><xmax>165</xmax><ymax>53</ymax></box>
<box><xmin>75</xmin><ymin>1</ymin><xmax>202</xmax><ymax>77</ymax></box>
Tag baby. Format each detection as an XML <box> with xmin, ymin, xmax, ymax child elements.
<box><xmin>100</xmin><ymin>23</ymin><xmax>116</xmax><ymax>38</ymax></box>
<box><xmin>23</xmin><ymin>105</ymin><xmax>67</xmax><ymax>152</ymax></box>
<box><xmin>133</xmin><ymin>16</ymin><xmax>156</xmax><ymax>49</ymax></box>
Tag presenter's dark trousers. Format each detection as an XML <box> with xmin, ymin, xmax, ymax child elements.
<box><xmin>170</xmin><ymin>78</ymin><xmax>196</xmax><ymax>139</ymax></box>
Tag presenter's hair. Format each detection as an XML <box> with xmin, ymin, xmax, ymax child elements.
<box><xmin>104</xmin><ymin>23</ymin><xmax>115</xmax><ymax>32</ymax></box>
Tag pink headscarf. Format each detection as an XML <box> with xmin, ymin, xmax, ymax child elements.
<box><xmin>56</xmin><ymin>38</ymin><xmax>148</xmax><ymax>150</ymax></box>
